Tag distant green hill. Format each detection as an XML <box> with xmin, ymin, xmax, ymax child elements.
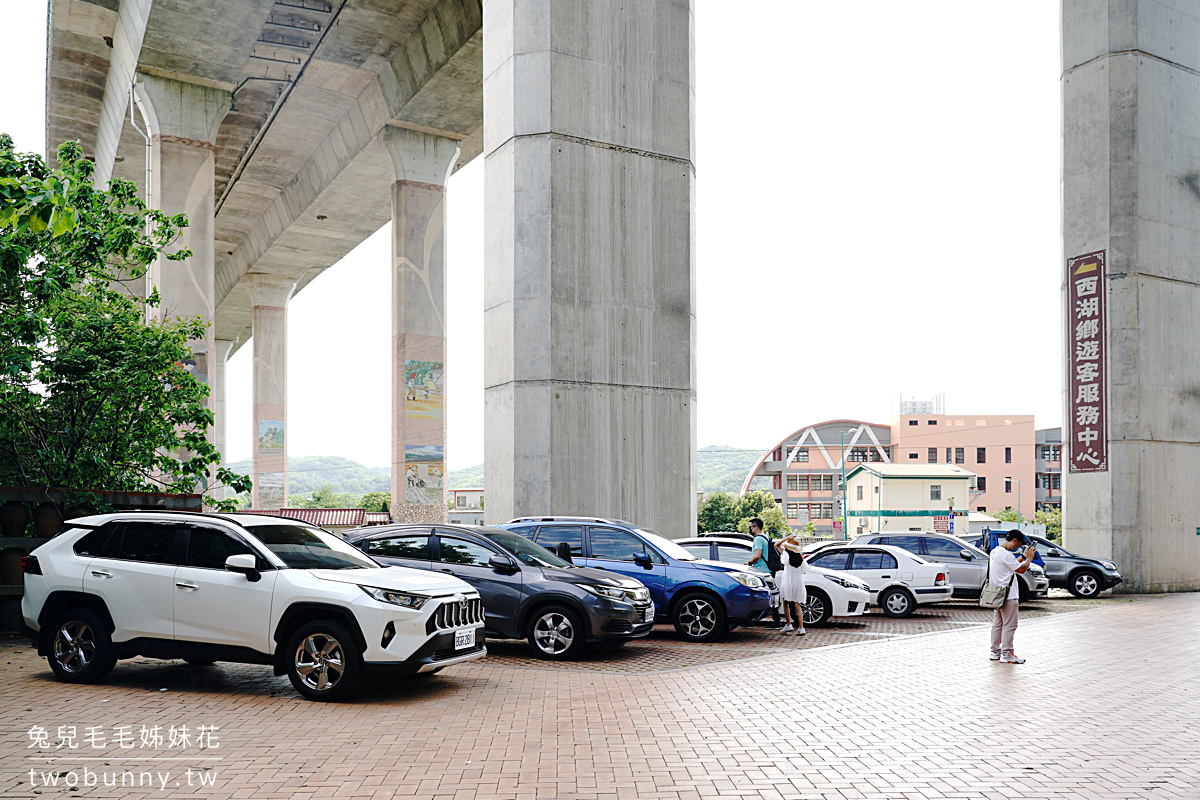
<box><xmin>225</xmin><ymin>455</ymin><xmax>390</xmax><ymax>497</ymax></box>
<box><xmin>227</xmin><ymin>446</ymin><xmax>770</xmax><ymax>500</ymax></box>
<box><xmin>697</xmin><ymin>445</ymin><xmax>771</xmax><ymax>494</ymax></box>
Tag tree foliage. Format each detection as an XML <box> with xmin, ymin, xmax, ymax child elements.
<box><xmin>729</xmin><ymin>491</ymin><xmax>788</xmax><ymax>535</ymax></box>
<box><xmin>360</xmin><ymin>491</ymin><xmax>391</xmax><ymax>513</ymax></box>
<box><xmin>0</xmin><ymin>135</ymin><xmax>250</xmax><ymax>508</ymax></box>
<box><xmin>697</xmin><ymin>491</ymin><xmax>739</xmax><ymax>533</ymax></box>
<box><xmin>1035</xmin><ymin>508</ymin><xmax>1062</xmax><ymax>541</ymax></box>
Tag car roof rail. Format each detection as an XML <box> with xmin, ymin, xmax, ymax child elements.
<box><xmin>505</xmin><ymin>516</ymin><xmax>631</xmax><ymax>525</ymax></box>
<box><xmin>119</xmin><ymin>508</ymin><xmax>252</xmax><ymax>530</ymax></box>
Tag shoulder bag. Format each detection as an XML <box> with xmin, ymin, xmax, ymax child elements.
<box><xmin>978</xmin><ymin>552</ymin><xmax>1016</xmax><ymax>609</ymax></box>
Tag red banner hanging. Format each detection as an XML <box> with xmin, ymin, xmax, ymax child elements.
<box><xmin>1067</xmin><ymin>250</ymin><xmax>1107</xmax><ymax>473</ymax></box>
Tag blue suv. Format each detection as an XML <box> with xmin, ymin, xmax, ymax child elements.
<box><xmin>496</xmin><ymin>517</ymin><xmax>777</xmax><ymax>642</ymax></box>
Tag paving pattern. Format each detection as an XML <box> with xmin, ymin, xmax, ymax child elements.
<box><xmin>1</xmin><ymin>591</ymin><xmax>1197</xmax><ymax>799</ymax></box>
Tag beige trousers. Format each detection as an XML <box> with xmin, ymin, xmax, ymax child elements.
<box><xmin>990</xmin><ymin>599</ymin><xmax>1019</xmax><ymax>657</ymax></box>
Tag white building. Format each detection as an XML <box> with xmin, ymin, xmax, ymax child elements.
<box><xmin>844</xmin><ymin>464</ymin><xmax>976</xmax><ymax>538</ymax></box>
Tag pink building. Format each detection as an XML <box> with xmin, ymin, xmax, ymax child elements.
<box><xmin>889</xmin><ymin>413</ymin><xmax>1036</xmax><ymax>520</ymax></box>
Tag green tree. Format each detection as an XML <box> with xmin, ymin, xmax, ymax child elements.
<box><xmin>360</xmin><ymin>491</ymin><xmax>391</xmax><ymax>513</ymax></box>
<box><xmin>697</xmin><ymin>491</ymin><xmax>739</xmax><ymax>533</ymax></box>
<box><xmin>990</xmin><ymin>508</ymin><xmax>1021</xmax><ymax>523</ymax></box>
<box><xmin>1034</xmin><ymin>508</ymin><xmax>1062</xmax><ymax>541</ymax></box>
<box><xmin>0</xmin><ymin>136</ymin><xmax>249</xmax><ymax>509</ymax></box>
<box><xmin>732</xmin><ymin>491</ymin><xmax>788</xmax><ymax>535</ymax></box>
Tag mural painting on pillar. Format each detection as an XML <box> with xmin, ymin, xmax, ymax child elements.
<box><xmin>404</xmin><ymin>360</ymin><xmax>443</xmax><ymax>420</ymax></box>
<box><xmin>258</xmin><ymin>420</ymin><xmax>285</xmax><ymax>452</ymax></box>
<box><xmin>258</xmin><ymin>473</ymin><xmax>285</xmax><ymax>508</ymax></box>
<box><xmin>404</xmin><ymin>445</ymin><xmax>444</xmax><ymax>507</ymax></box>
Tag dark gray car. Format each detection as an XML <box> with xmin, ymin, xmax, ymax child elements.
<box><xmin>344</xmin><ymin>524</ymin><xmax>654</xmax><ymax>660</ymax></box>
<box><xmin>965</xmin><ymin>533</ymin><xmax>1123</xmax><ymax>597</ymax></box>
<box><xmin>851</xmin><ymin>531</ymin><xmax>1050</xmax><ymax>601</ymax></box>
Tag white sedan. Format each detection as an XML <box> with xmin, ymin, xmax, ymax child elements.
<box><xmin>675</xmin><ymin>537</ymin><xmax>872</xmax><ymax>626</ymax></box>
<box><xmin>804</xmin><ymin>543</ymin><xmax>953</xmax><ymax>618</ymax></box>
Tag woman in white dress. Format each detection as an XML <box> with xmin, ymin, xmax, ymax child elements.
<box><xmin>775</xmin><ymin>535</ymin><xmax>809</xmax><ymax>636</ymax></box>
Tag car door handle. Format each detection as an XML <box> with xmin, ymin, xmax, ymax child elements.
<box><xmin>881</xmin><ymin>575</ymin><xmax>891</xmax><ymax>578</ymax></box>
<box><xmin>439</xmin><ymin>568</ymin><xmax>455</xmax><ymax>574</ymax></box>
<box><xmin>175</xmin><ymin>582</ymin><xmax>199</xmax><ymax>591</ymax></box>
<box><xmin>90</xmin><ymin>569</ymin><xmax>112</xmax><ymax>578</ymax></box>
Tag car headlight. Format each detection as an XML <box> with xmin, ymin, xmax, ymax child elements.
<box><xmin>1029</xmin><ymin>565</ymin><xmax>1045</xmax><ymax>577</ymax></box>
<box><xmin>580</xmin><ymin>584</ymin><xmax>649</xmax><ymax>602</ymax></box>
<box><xmin>1101</xmin><ymin>561</ymin><xmax>1117</xmax><ymax>571</ymax></box>
<box><xmin>729</xmin><ymin>572</ymin><xmax>764</xmax><ymax>589</ymax></box>
<box><xmin>359</xmin><ymin>585</ymin><xmax>430</xmax><ymax>609</ymax></box>
<box><xmin>823</xmin><ymin>574</ymin><xmax>866</xmax><ymax>591</ymax></box>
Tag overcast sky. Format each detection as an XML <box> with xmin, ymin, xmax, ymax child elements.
<box><xmin>2</xmin><ymin>1</ymin><xmax>1062</xmax><ymax>472</ymax></box>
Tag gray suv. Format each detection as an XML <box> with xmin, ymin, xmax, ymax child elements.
<box><xmin>851</xmin><ymin>532</ymin><xmax>1050</xmax><ymax>602</ymax></box>
<box><xmin>965</xmin><ymin>533</ymin><xmax>1122</xmax><ymax>598</ymax></box>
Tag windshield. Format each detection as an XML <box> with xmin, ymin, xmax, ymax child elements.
<box><xmin>638</xmin><ymin>529</ymin><xmax>698</xmax><ymax>561</ymax></box>
<box><xmin>249</xmin><ymin>524</ymin><xmax>378</xmax><ymax>570</ymax></box>
<box><xmin>481</xmin><ymin>530</ymin><xmax>571</xmax><ymax>568</ymax></box>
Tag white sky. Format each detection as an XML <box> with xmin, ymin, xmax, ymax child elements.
<box><xmin>2</xmin><ymin>1</ymin><xmax>1062</xmax><ymax>472</ymax></box>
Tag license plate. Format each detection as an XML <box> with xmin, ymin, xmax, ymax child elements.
<box><xmin>454</xmin><ymin>628</ymin><xmax>475</xmax><ymax>650</ymax></box>
<box><xmin>770</xmin><ymin>592</ymin><xmax>781</xmax><ymax>608</ymax></box>
<box><xmin>641</xmin><ymin>606</ymin><xmax>654</xmax><ymax>622</ymax></box>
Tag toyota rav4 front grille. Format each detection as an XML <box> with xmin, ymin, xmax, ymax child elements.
<box><xmin>426</xmin><ymin>597</ymin><xmax>484</xmax><ymax>634</ymax></box>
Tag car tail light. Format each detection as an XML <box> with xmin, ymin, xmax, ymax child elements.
<box><xmin>21</xmin><ymin>556</ymin><xmax>41</xmax><ymax>575</ymax></box>
<box><xmin>935</xmin><ymin>572</ymin><xmax>946</xmax><ymax>585</ymax></box>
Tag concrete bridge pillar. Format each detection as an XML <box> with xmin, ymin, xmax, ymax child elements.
<box><xmin>1062</xmin><ymin>1</ymin><xmax>1200</xmax><ymax>590</ymax></box>
<box><xmin>246</xmin><ymin>275</ymin><xmax>297</xmax><ymax>510</ymax></box>
<box><xmin>383</xmin><ymin>127</ymin><xmax>460</xmax><ymax>523</ymax></box>
<box><xmin>481</xmin><ymin>0</ymin><xmax>697</xmax><ymax>537</ymax></box>
<box><xmin>212</xmin><ymin>338</ymin><xmax>236</xmax><ymax>501</ymax></box>
<box><xmin>136</xmin><ymin>75</ymin><xmax>230</xmax><ymax>426</ymax></box>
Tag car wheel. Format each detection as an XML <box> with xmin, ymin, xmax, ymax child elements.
<box><xmin>1018</xmin><ymin>579</ymin><xmax>1030</xmax><ymax>604</ymax></box>
<box><xmin>879</xmin><ymin>588</ymin><xmax>915</xmax><ymax>619</ymax></box>
<box><xmin>1069</xmin><ymin>570</ymin><xmax>1102</xmax><ymax>598</ymax></box>
<box><xmin>47</xmin><ymin>609</ymin><xmax>116</xmax><ymax>684</ymax></box>
<box><xmin>527</xmin><ymin>605</ymin><xmax>586</xmax><ymax>660</ymax></box>
<box><xmin>801</xmin><ymin>590</ymin><xmax>833</xmax><ymax>627</ymax></box>
<box><xmin>672</xmin><ymin>592</ymin><xmax>727</xmax><ymax>643</ymax></box>
<box><xmin>286</xmin><ymin>620</ymin><xmax>364</xmax><ymax>702</ymax></box>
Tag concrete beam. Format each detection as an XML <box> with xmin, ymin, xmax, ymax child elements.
<box><xmin>92</xmin><ymin>0</ymin><xmax>152</xmax><ymax>184</ymax></box>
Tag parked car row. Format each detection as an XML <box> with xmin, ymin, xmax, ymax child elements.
<box><xmin>20</xmin><ymin>511</ymin><xmax>1120</xmax><ymax>702</ymax></box>
<box><xmin>961</xmin><ymin>531</ymin><xmax>1122</xmax><ymax>597</ymax></box>
<box><xmin>805</xmin><ymin>531</ymin><xmax>1052</xmax><ymax>602</ymax></box>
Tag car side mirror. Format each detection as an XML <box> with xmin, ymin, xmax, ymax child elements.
<box><xmin>959</xmin><ymin>550</ymin><xmax>974</xmax><ymax>560</ymax></box>
<box><xmin>1048</xmin><ymin>549</ymin><xmax>1061</xmax><ymax>557</ymax></box>
<box><xmin>225</xmin><ymin>553</ymin><xmax>261</xmax><ymax>582</ymax></box>
<box><xmin>633</xmin><ymin>552</ymin><xmax>653</xmax><ymax>569</ymax></box>
<box><xmin>488</xmin><ymin>553</ymin><xmax>518</xmax><ymax>572</ymax></box>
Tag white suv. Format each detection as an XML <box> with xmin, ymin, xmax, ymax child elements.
<box><xmin>21</xmin><ymin>511</ymin><xmax>486</xmax><ymax>701</ymax></box>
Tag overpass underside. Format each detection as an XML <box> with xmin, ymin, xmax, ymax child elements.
<box><xmin>46</xmin><ymin>0</ymin><xmax>698</xmax><ymax>538</ymax></box>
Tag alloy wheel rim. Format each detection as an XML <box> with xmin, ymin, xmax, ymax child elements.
<box><xmin>886</xmin><ymin>593</ymin><xmax>909</xmax><ymax>614</ymax></box>
<box><xmin>1077</xmin><ymin>574</ymin><xmax>1098</xmax><ymax>595</ymax></box>
<box><xmin>53</xmin><ymin>621</ymin><xmax>96</xmax><ymax>674</ymax></box>
<box><xmin>294</xmin><ymin>633</ymin><xmax>345</xmax><ymax>691</ymax></box>
<box><xmin>533</xmin><ymin>613</ymin><xmax>574</xmax><ymax>654</ymax></box>
<box><xmin>802</xmin><ymin>596</ymin><xmax>824</xmax><ymax>624</ymax></box>
<box><xmin>679</xmin><ymin>599</ymin><xmax>716</xmax><ymax>637</ymax></box>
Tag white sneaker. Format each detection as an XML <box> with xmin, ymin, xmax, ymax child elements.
<box><xmin>780</xmin><ymin>624</ymin><xmax>794</xmax><ymax>635</ymax></box>
<box><xmin>795</xmin><ymin>628</ymin><xmax>806</xmax><ymax>636</ymax></box>
<box><xmin>989</xmin><ymin>651</ymin><xmax>1001</xmax><ymax>661</ymax></box>
<box><xmin>999</xmin><ymin>654</ymin><xmax>1026</xmax><ymax>664</ymax></box>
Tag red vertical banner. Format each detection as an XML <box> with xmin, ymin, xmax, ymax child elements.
<box><xmin>1067</xmin><ymin>250</ymin><xmax>1107</xmax><ymax>473</ymax></box>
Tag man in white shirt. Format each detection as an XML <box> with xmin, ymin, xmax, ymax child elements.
<box><xmin>989</xmin><ymin>530</ymin><xmax>1038</xmax><ymax>663</ymax></box>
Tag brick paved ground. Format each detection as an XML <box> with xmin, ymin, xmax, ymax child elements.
<box><xmin>2</xmin><ymin>592</ymin><xmax>1197</xmax><ymax>799</ymax></box>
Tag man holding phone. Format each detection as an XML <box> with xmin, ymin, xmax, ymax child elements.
<box><xmin>989</xmin><ymin>530</ymin><xmax>1037</xmax><ymax>664</ymax></box>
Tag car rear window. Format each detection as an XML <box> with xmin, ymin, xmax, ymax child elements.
<box><xmin>73</xmin><ymin>526</ymin><xmax>116</xmax><ymax>557</ymax></box>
